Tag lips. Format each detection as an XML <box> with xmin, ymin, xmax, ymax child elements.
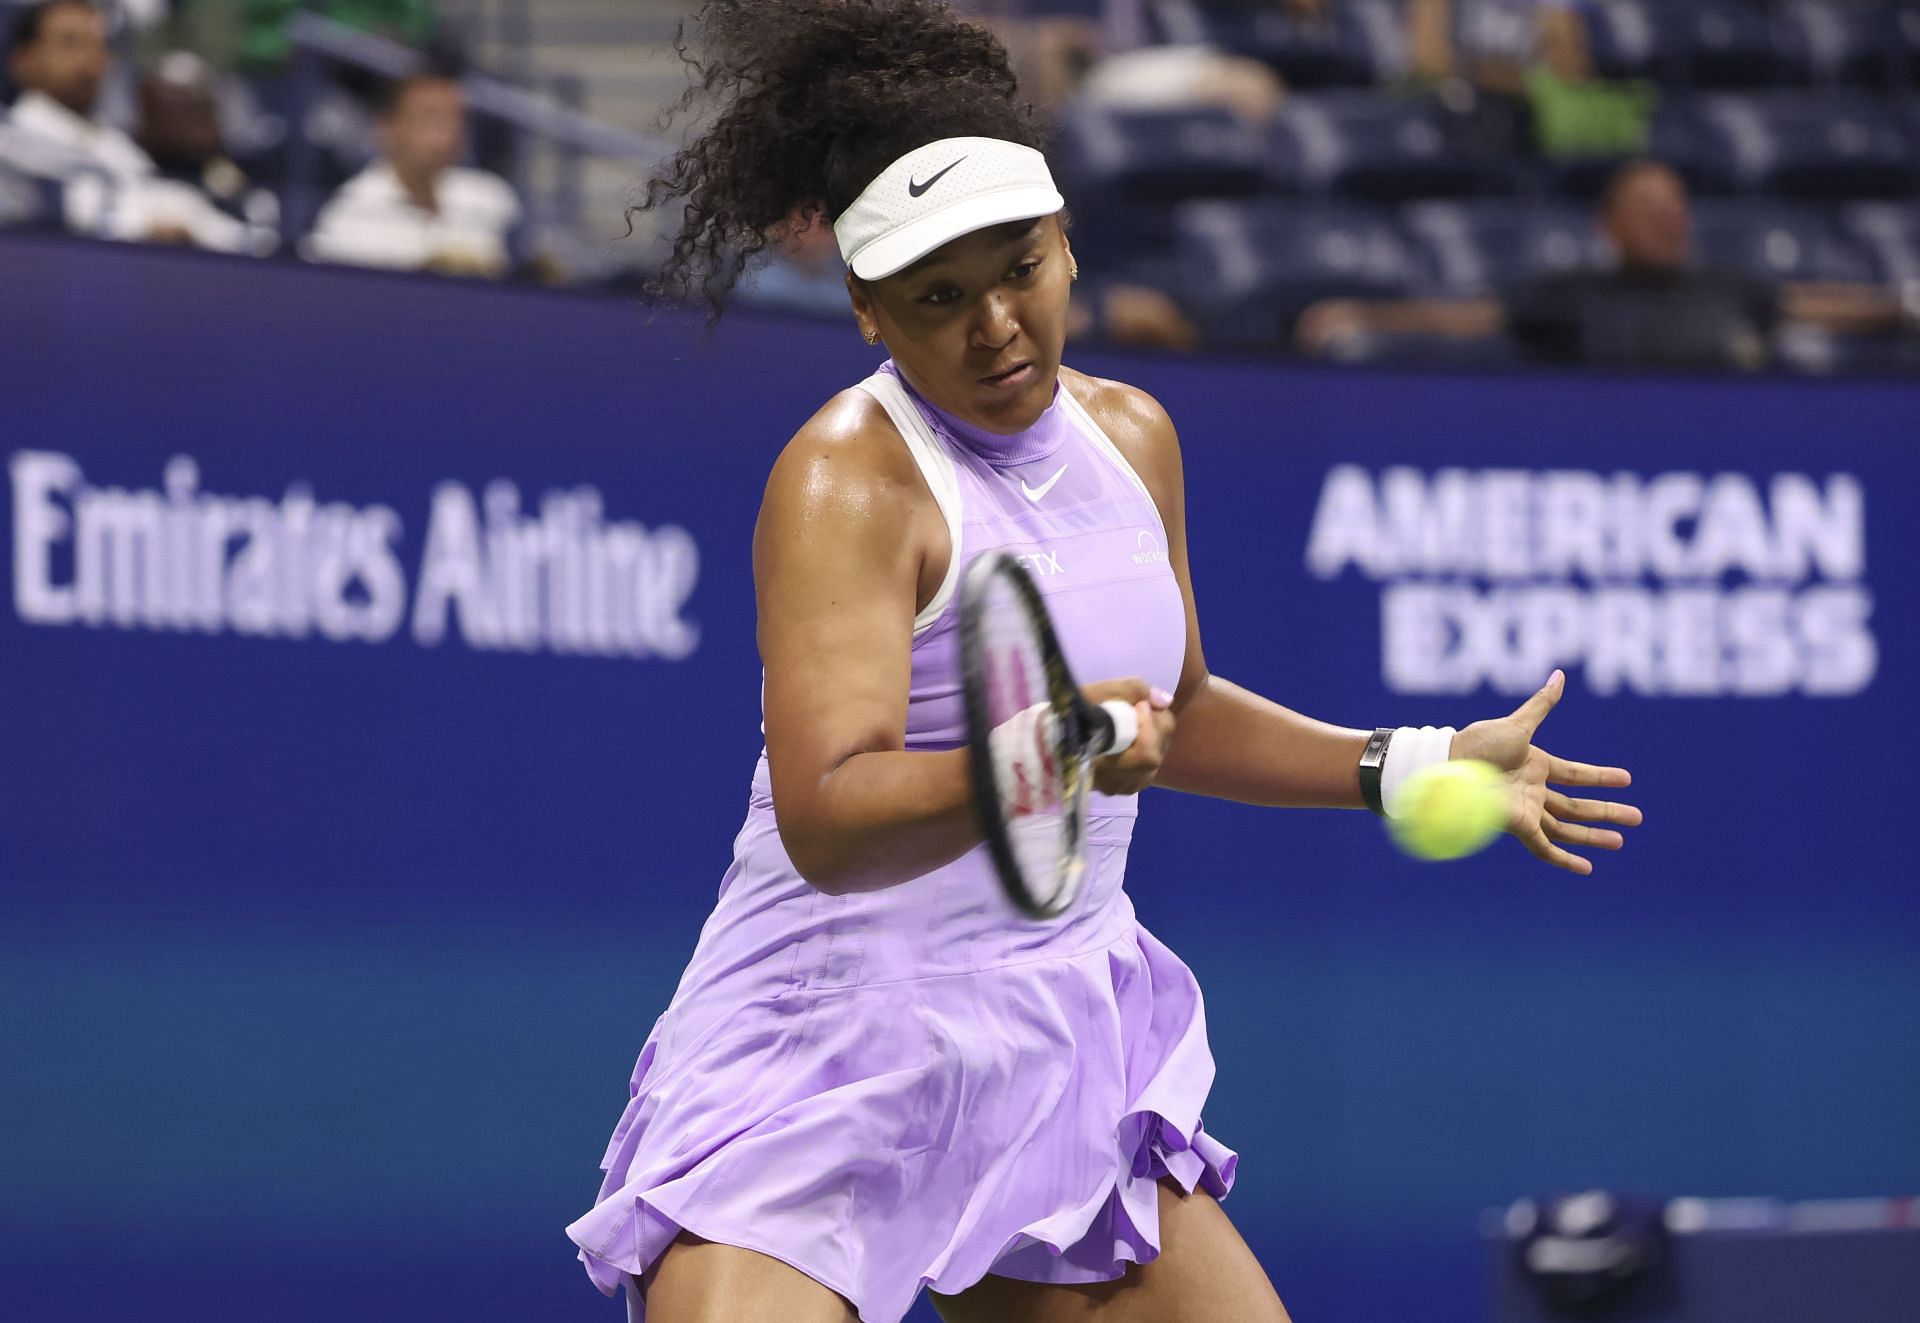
<box><xmin>979</xmin><ymin>361</ymin><xmax>1032</xmax><ymax>386</ymax></box>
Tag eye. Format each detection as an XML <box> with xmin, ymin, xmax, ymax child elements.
<box><xmin>923</xmin><ymin>285</ymin><xmax>962</xmax><ymax>306</ymax></box>
<box><xmin>1010</xmin><ymin>259</ymin><xmax>1042</xmax><ymax>281</ymax></box>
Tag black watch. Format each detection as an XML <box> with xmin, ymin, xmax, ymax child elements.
<box><xmin>1358</xmin><ymin>727</ymin><xmax>1394</xmax><ymax>816</ymax></box>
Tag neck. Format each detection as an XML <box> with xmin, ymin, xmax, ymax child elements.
<box><xmin>885</xmin><ymin>361</ymin><xmax>1069</xmax><ymax>467</ymax></box>
<box><xmin>391</xmin><ymin>161</ymin><xmax>440</xmax><ymax>212</ymax></box>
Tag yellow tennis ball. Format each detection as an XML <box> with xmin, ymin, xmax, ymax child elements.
<box><xmin>1387</xmin><ymin>759</ymin><xmax>1508</xmax><ymax>861</ymax></box>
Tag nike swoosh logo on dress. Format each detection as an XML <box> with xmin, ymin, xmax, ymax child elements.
<box><xmin>908</xmin><ymin>156</ymin><xmax>966</xmax><ymax>197</ymax></box>
<box><xmin>1021</xmin><ymin>464</ymin><xmax>1069</xmax><ymax>502</ymax></box>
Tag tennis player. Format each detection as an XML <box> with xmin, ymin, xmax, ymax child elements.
<box><xmin>567</xmin><ymin>3</ymin><xmax>1641</xmax><ymax>1320</ymax></box>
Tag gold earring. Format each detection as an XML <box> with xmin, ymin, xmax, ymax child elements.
<box><xmin>863</xmin><ymin>328</ymin><xmax>879</xmax><ymax>345</ymax></box>
<box><xmin>1069</xmin><ymin>258</ymin><xmax>1079</xmax><ymax>282</ymax></box>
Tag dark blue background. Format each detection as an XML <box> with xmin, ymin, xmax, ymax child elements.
<box><xmin>3</xmin><ymin>234</ymin><xmax>1916</xmax><ymax>1322</ymax></box>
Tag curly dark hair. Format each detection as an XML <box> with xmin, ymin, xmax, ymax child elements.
<box><xmin>636</xmin><ymin>0</ymin><xmax>1047</xmax><ymax>317</ymax></box>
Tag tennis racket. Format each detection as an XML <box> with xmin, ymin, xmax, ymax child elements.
<box><xmin>958</xmin><ymin>552</ymin><xmax>1140</xmax><ymax>919</ymax></box>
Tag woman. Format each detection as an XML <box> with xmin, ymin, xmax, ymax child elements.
<box><xmin>567</xmin><ymin>4</ymin><xmax>1641</xmax><ymax>1321</ymax></box>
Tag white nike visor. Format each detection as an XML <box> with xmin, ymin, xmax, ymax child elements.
<box><xmin>833</xmin><ymin>136</ymin><xmax>1065</xmax><ymax>281</ymax></box>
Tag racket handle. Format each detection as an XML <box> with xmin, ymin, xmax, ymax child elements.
<box><xmin>1095</xmin><ymin>699</ymin><xmax>1139</xmax><ymax>757</ymax></box>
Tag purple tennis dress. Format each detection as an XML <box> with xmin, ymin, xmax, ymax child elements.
<box><xmin>566</xmin><ymin>361</ymin><xmax>1237</xmax><ymax>1322</ymax></box>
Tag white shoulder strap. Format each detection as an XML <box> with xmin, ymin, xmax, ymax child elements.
<box><xmin>851</xmin><ymin>372</ymin><xmax>964</xmax><ymax>636</ymax></box>
<box><xmin>1055</xmin><ymin>380</ymin><xmax>1155</xmax><ymax>503</ymax></box>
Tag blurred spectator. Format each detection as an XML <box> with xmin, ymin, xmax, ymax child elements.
<box><xmin>1298</xmin><ymin>159</ymin><xmax>1907</xmax><ymax>371</ymax></box>
<box><xmin>1066</xmin><ymin>278</ymin><xmax>1202</xmax><ymax>352</ymax></box>
<box><xmin>1409</xmin><ymin>0</ymin><xmax>1583</xmax><ymax>97</ymax></box>
<box><xmin>158</xmin><ymin>1</ymin><xmax>460</xmax><ymax>207</ymax></box>
<box><xmin>3</xmin><ymin>1</ymin><xmax>146</xmax><ymax>178</ymax></box>
<box><xmin>1516</xmin><ymin>0</ymin><xmax>1653</xmax><ymax>159</ymax></box>
<box><xmin>135</xmin><ymin>50</ymin><xmax>276</xmax><ymax>250</ymax></box>
<box><xmin>966</xmin><ymin>0</ymin><xmax>1283</xmax><ymax>128</ymax></box>
<box><xmin>1407</xmin><ymin>0</ymin><xmax>1651</xmax><ymax>158</ymax></box>
<box><xmin>1077</xmin><ymin>41</ymin><xmax>1284</xmax><ymax>128</ymax></box>
<box><xmin>303</xmin><ymin>69</ymin><xmax>519</xmax><ymax>277</ymax></box>
<box><xmin>2</xmin><ymin>0</ymin><xmax>258</xmax><ymax>247</ymax></box>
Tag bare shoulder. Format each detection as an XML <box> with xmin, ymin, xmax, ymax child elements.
<box><xmin>1057</xmin><ymin>365</ymin><xmax>1183</xmax><ymax>493</ymax></box>
<box><xmin>760</xmin><ymin>385</ymin><xmax>928</xmax><ymax>534</ymax></box>
<box><xmin>1058</xmin><ymin>365</ymin><xmax>1174</xmax><ymax>437</ymax></box>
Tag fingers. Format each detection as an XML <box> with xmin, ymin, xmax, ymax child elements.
<box><xmin>1508</xmin><ymin>732</ymin><xmax>1638</xmax><ymax>873</ymax></box>
<box><xmin>1508</xmin><ymin>668</ymin><xmax>1565</xmax><ymax>735</ymax></box>
<box><xmin>1131</xmin><ymin>701</ymin><xmax>1176</xmax><ymax>759</ymax></box>
<box><xmin>1091</xmin><ymin>694</ymin><xmax>1175</xmax><ymax>797</ymax></box>
<box><xmin>1544</xmin><ymin>815</ymin><xmax>1624</xmax><ymax>851</ymax></box>
<box><xmin>1519</xmin><ymin>823</ymin><xmax>1593</xmax><ymax>875</ymax></box>
<box><xmin>1083</xmin><ymin>677</ymin><xmax>1152</xmax><ymax>708</ymax></box>
<box><xmin>1546</xmin><ymin>790</ymin><xmax>1644</xmax><ymax>828</ymax></box>
<box><xmin>1544</xmin><ymin>754</ymin><xmax>1633</xmax><ymax>789</ymax></box>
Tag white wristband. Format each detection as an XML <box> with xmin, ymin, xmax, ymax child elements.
<box><xmin>1098</xmin><ymin>699</ymin><xmax>1138</xmax><ymax>756</ymax></box>
<box><xmin>1379</xmin><ymin>725</ymin><xmax>1456</xmax><ymax>819</ymax></box>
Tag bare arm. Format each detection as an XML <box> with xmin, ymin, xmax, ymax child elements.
<box><xmin>1080</xmin><ymin>371</ymin><xmax>1644</xmax><ymax>870</ymax></box>
<box><xmin>1158</xmin><ymin>678</ymin><xmax>1371</xmax><ymax>807</ymax></box>
<box><xmin>1782</xmin><ymin>281</ymin><xmax>1906</xmax><ymax>336</ymax></box>
<box><xmin>755</xmin><ymin>394</ymin><xmax>981</xmax><ymax>894</ymax></box>
<box><xmin>1074</xmin><ymin>371</ymin><xmax>1371</xmax><ymax>808</ymax></box>
<box><xmin>1406</xmin><ymin>0</ymin><xmax>1456</xmax><ymax>82</ymax></box>
<box><xmin>1295</xmin><ymin>296</ymin><xmax>1506</xmax><ymax>357</ymax></box>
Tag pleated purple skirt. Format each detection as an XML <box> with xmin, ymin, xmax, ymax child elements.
<box><xmin>567</xmin><ymin>780</ymin><xmax>1236</xmax><ymax>1323</ymax></box>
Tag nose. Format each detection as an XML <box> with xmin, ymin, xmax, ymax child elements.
<box><xmin>969</xmin><ymin>290</ymin><xmax>1019</xmax><ymax>350</ymax></box>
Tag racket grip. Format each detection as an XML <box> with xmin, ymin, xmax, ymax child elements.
<box><xmin>1096</xmin><ymin>699</ymin><xmax>1139</xmax><ymax>757</ymax></box>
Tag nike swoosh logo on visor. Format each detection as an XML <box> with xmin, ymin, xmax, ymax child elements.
<box><xmin>908</xmin><ymin>156</ymin><xmax>966</xmax><ymax>197</ymax></box>
<box><xmin>1021</xmin><ymin>464</ymin><xmax>1069</xmax><ymax>502</ymax></box>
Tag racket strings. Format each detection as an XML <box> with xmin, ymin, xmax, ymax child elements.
<box><xmin>980</xmin><ymin>577</ymin><xmax>1077</xmax><ymax>904</ymax></box>
<box><xmin>964</xmin><ymin>554</ymin><xmax>1090</xmax><ymax>917</ymax></box>
<box><xmin>987</xmin><ymin>703</ymin><xmax>1062</xmax><ymax>818</ymax></box>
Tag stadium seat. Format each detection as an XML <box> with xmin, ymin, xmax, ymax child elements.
<box><xmin>1585</xmin><ymin>0</ymin><xmax>1696</xmax><ymax>82</ymax></box>
<box><xmin>1401</xmin><ymin>201</ymin><xmax>1605</xmax><ymax>295</ymax></box>
<box><xmin>1146</xmin><ymin>0</ymin><xmax>1403</xmax><ymax>89</ymax></box>
<box><xmin>1013</xmin><ymin>0</ymin><xmax>1106</xmax><ymax>16</ymax></box>
<box><xmin>1266</xmin><ymin>92</ymin><xmax>1512</xmax><ymax>200</ymax></box>
<box><xmin>1893</xmin><ymin>2</ymin><xmax>1920</xmax><ymax>87</ymax></box>
<box><xmin>1841</xmin><ymin>202</ymin><xmax>1920</xmax><ymax>285</ymax></box>
<box><xmin>1052</xmin><ymin>103</ymin><xmax>1269</xmax><ymax>270</ymax></box>
<box><xmin>1696</xmin><ymin>93</ymin><xmax>1916</xmax><ymax>197</ymax></box>
<box><xmin>1174</xmin><ymin>198</ymin><xmax>1426</xmax><ymax>346</ymax></box>
<box><xmin>1777</xmin><ymin>1</ymin><xmax>1885</xmax><ymax>87</ymax></box>
<box><xmin>1689</xmin><ymin>0</ymin><xmax>1805</xmax><ymax>87</ymax></box>
<box><xmin>1054</xmin><ymin>102</ymin><xmax>1268</xmax><ymax>204</ymax></box>
<box><xmin>1053</xmin><ymin>194</ymin><xmax>1185</xmax><ymax>273</ymax></box>
<box><xmin>1688</xmin><ymin>199</ymin><xmax>1876</xmax><ymax>284</ymax></box>
<box><xmin>1587</xmin><ymin>0</ymin><xmax>1809</xmax><ymax>87</ymax></box>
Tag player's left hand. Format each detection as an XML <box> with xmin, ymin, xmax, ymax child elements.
<box><xmin>1448</xmin><ymin>669</ymin><xmax>1642</xmax><ymax>875</ymax></box>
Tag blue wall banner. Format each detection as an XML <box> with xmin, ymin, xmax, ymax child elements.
<box><xmin>4</xmin><ymin>233</ymin><xmax>1917</xmax><ymax>1323</ymax></box>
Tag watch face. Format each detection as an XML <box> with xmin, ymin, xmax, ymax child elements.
<box><xmin>1359</xmin><ymin>728</ymin><xmax>1393</xmax><ymax>814</ymax></box>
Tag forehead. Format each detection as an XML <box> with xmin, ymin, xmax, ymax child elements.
<box><xmin>393</xmin><ymin>79</ymin><xmax>462</xmax><ymax>114</ymax></box>
<box><xmin>36</xmin><ymin>3</ymin><xmax>104</xmax><ymax>41</ymax></box>
<box><xmin>897</xmin><ymin>216</ymin><xmax>1048</xmax><ymax>279</ymax></box>
<box><xmin>1615</xmin><ymin>167</ymin><xmax>1682</xmax><ymax>207</ymax></box>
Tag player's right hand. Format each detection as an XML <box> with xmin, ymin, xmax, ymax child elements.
<box><xmin>1081</xmin><ymin>678</ymin><xmax>1175</xmax><ymax>796</ymax></box>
